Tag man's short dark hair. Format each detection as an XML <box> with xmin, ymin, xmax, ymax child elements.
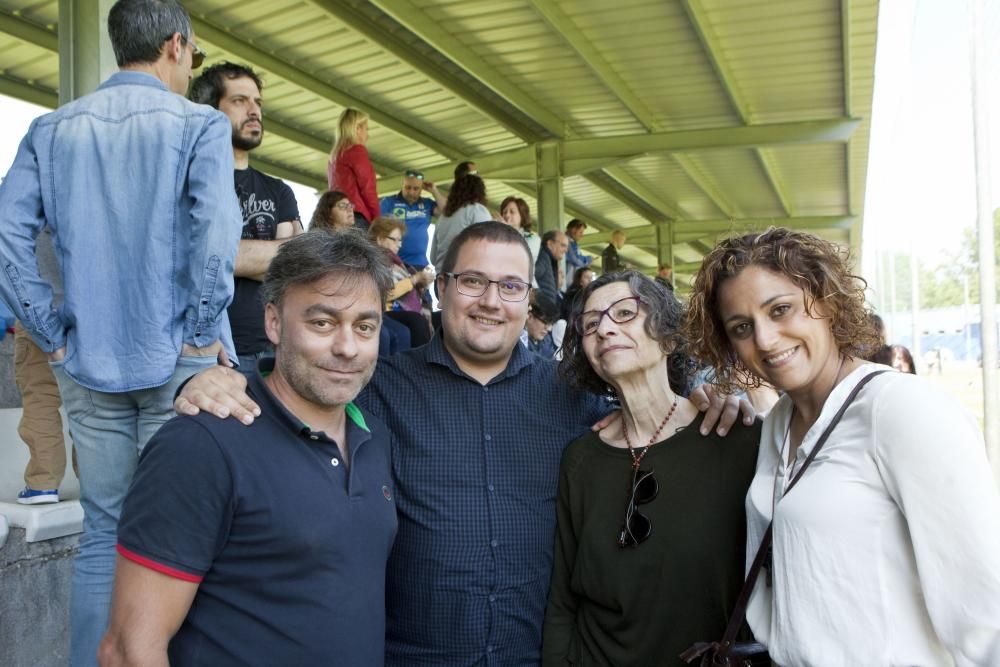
<box><xmin>440</xmin><ymin>222</ymin><xmax>534</xmax><ymax>283</ymax></box>
<box><xmin>108</xmin><ymin>0</ymin><xmax>192</xmax><ymax>67</ymax></box>
<box><xmin>261</xmin><ymin>229</ymin><xmax>394</xmax><ymax>308</ymax></box>
<box><xmin>453</xmin><ymin>161</ymin><xmax>477</xmax><ymax>181</ymax></box>
<box><xmin>566</xmin><ymin>219</ymin><xmax>586</xmax><ymax>233</ymax></box>
<box><xmin>529</xmin><ymin>299</ymin><xmax>559</xmax><ymax>326</ymax></box>
<box><xmin>190</xmin><ymin>62</ymin><xmax>264</xmax><ymax>108</ymax></box>
<box><xmin>541</xmin><ymin>230</ymin><xmax>562</xmax><ymax>247</ymax></box>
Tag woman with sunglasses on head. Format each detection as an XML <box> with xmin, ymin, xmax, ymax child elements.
<box><xmin>685</xmin><ymin>228</ymin><xmax>1000</xmax><ymax>666</ymax></box>
<box><xmin>328</xmin><ymin>108</ymin><xmax>378</xmax><ymax>230</ymax></box>
<box><xmin>309</xmin><ymin>191</ymin><xmax>356</xmax><ymax>231</ymax></box>
<box><xmin>542</xmin><ymin>270</ymin><xmax>761</xmax><ymax>666</ymax></box>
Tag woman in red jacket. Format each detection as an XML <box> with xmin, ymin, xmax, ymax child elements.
<box><xmin>328</xmin><ymin>108</ymin><xmax>379</xmax><ymax>229</ymax></box>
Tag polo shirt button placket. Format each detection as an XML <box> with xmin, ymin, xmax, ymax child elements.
<box><xmin>331</xmin><ymin>458</ymin><xmax>340</xmax><ymax>467</ymax></box>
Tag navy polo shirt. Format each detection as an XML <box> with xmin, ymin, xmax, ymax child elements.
<box><xmin>380</xmin><ymin>193</ymin><xmax>435</xmax><ymax>266</ymax></box>
<box><xmin>358</xmin><ymin>334</ymin><xmax>611</xmax><ymax>666</ymax></box>
<box><xmin>117</xmin><ymin>360</ymin><xmax>397</xmax><ymax>666</ymax></box>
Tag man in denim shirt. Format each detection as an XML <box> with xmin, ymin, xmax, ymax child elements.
<box><xmin>0</xmin><ymin>1</ymin><xmax>241</xmax><ymax>664</ymax></box>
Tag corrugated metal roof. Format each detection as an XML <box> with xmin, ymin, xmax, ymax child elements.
<box><xmin>0</xmin><ymin>0</ymin><xmax>879</xmax><ymax>286</ymax></box>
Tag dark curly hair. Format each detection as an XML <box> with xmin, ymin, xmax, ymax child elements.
<box><xmin>684</xmin><ymin>227</ymin><xmax>880</xmax><ymax>394</ymax></box>
<box><xmin>309</xmin><ymin>191</ymin><xmax>350</xmax><ymax>231</ymax></box>
<box><xmin>560</xmin><ymin>270</ymin><xmax>689</xmax><ymax>397</ymax></box>
<box><xmin>189</xmin><ymin>61</ymin><xmax>263</xmax><ymax>108</ymax></box>
<box><xmin>443</xmin><ymin>174</ymin><xmax>487</xmax><ymax>217</ymax></box>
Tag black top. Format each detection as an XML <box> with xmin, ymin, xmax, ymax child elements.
<box><xmin>229</xmin><ymin>167</ymin><xmax>299</xmax><ymax>355</ymax></box>
<box><xmin>601</xmin><ymin>243</ymin><xmax>622</xmax><ymax>273</ymax></box>
<box><xmin>117</xmin><ymin>359</ymin><xmax>396</xmax><ymax>666</ymax></box>
<box><xmin>542</xmin><ymin>413</ymin><xmax>761</xmax><ymax>666</ymax></box>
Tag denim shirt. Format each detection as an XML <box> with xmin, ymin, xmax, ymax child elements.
<box><xmin>0</xmin><ymin>71</ymin><xmax>241</xmax><ymax>391</ymax></box>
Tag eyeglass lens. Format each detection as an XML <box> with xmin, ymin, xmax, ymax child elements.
<box><xmin>576</xmin><ymin>296</ymin><xmax>641</xmax><ymax>336</ymax></box>
<box><xmin>451</xmin><ymin>273</ymin><xmax>529</xmax><ymax>302</ymax></box>
<box><xmin>618</xmin><ymin>468</ymin><xmax>658</xmax><ymax>548</ymax></box>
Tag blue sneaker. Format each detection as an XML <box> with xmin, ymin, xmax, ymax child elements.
<box><xmin>16</xmin><ymin>487</ymin><xmax>60</xmax><ymax>505</ymax></box>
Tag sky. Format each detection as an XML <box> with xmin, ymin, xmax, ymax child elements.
<box><xmin>0</xmin><ymin>1</ymin><xmax>997</xmax><ymax>280</ymax></box>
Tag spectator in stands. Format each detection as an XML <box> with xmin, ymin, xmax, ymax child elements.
<box><xmin>602</xmin><ymin>229</ymin><xmax>627</xmax><ymax>273</ymax></box>
<box><xmin>380</xmin><ymin>169</ymin><xmax>445</xmax><ymax>268</ymax></box>
<box><xmin>328</xmin><ymin>108</ymin><xmax>378</xmax><ymax>229</ymax></box>
<box><xmin>564</xmin><ymin>218</ymin><xmax>592</xmax><ymax>287</ymax></box>
<box><xmin>535</xmin><ymin>230</ymin><xmax>569</xmax><ymax>313</ymax></box>
<box><xmin>0</xmin><ymin>1</ymin><xmax>241</xmax><ymax>663</ymax></box>
<box><xmin>655</xmin><ymin>263</ymin><xmax>674</xmax><ymax>291</ymax></box>
<box><xmin>501</xmin><ymin>196</ymin><xmax>541</xmax><ymax>268</ymax></box>
<box><xmin>190</xmin><ymin>62</ymin><xmax>302</xmax><ymax>380</ymax></box>
<box><xmin>368</xmin><ymin>216</ymin><xmax>434</xmax><ymax>348</ymax></box>
<box><xmin>543</xmin><ymin>270</ymin><xmax>759</xmax><ymax>664</ymax></box>
<box><xmin>309</xmin><ymin>190</ymin><xmax>356</xmax><ymax>231</ymax></box>
<box><xmin>520</xmin><ymin>299</ymin><xmax>559</xmax><ymax>359</ymax></box>
<box><xmin>685</xmin><ymin>228</ymin><xmax>1000</xmax><ymax>665</ymax></box>
<box><xmin>872</xmin><ymin>343</ymin><xmax>916</xmax><ymax>374</ymax></box>
<box><xmin>454</xmin><ymin>160</ymin><xmax>478</xmax><ymax>180</ymax></box>
<box><xmin>13</xmin><ymin>227</ymin><xmax>74</xmax><ymax>505</ymax></box>
<box><xmin>174</xmin><ymin>223</ymin><xmax>752</xmax><ymax>666</ymax></box>
<box><xmin>429</xmin><ymin>174</ymin><xmax>491</xmax><ymax>271</ymax></box>
<box><xmin>99</xmin><ymin>231</ymin><xmax>396</xmax><ymax>666</ymax></box>
<box><xmin>562</xmin><ymin>265</ymin><xmax>595</xmax><ymax>320</ymax></box>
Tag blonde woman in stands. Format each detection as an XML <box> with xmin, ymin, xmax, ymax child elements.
<box><xmin>328</xmin><ymin>108</ymin><xmax>378</xmax><ymax>230</ymax></box>
<box><xmin>685</xmin><ymin>227</ymin><xmax>1000</xmax><ymax>666</ymax></box>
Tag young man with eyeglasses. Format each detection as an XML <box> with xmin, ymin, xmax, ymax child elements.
<box><xmin>190</xmin><ymin>62</ymin><xmax>303</xmax><ymax>380</ymax></box>
<box><xmin>379</xmin><ymin>169</ymin><xmax>446</xmax><ymax>269</ymax></box>
<box><xmin>0</xmin><ymin>1</ymin><xmax>242</xmax><ymax>663</ymax></box>
<box><xmin>175</xmin><ymin>222</ymin><xmax>754</xmax><ymax>665</ymax></box>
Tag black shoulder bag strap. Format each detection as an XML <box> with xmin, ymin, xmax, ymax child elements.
<box><xmin>681</xmin><ymin>370</ymin><xmax>889</xmax><ymax>664</ymax></box>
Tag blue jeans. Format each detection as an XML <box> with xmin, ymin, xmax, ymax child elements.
<box><xmin>236</xmin><ymin>344</ymin><xmax>274</xmax><ymax>382</ymax></box>
<box><xmin>52</xmin><ymin>355</ymin><xmax>218</xmax><ymax>667</ymax></box>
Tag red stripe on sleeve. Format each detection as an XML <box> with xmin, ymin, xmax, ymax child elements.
<box><xmin>117</xmin><ymin>544</ymin><xmax>204</xmax><ymax>583</ymax></box>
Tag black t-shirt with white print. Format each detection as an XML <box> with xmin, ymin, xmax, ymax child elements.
<box><xmin>228</xmin><ymin>167</ymin><xmax>300</xmax><ymax>355</ymax></box>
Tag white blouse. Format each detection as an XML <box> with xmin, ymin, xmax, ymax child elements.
<box><xmin>746</xmin><ymin>364</ymin><xmax>1000</xmax><ymax>666</ymax></box>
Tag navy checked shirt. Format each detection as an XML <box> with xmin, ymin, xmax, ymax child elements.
<box><xmin>359</xmin><ymin>333</ymin><xmax>610</xmax><ymax>666</ymax></box>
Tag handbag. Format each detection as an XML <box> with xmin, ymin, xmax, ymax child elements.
<box><xmin>680</xmin><ymin>370</ymin><xmax>888</xmax><ymax>667</ymax></box>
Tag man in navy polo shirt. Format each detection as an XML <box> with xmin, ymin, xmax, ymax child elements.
<box><xmin>379</xmin><ymin>168</ymin><xmax>446</xmax><ymax>268</ymax></box>
<box><xmin>98</xmin><ymin>230</ymin><xmax>397</xmax><ymax>666</ymax></box>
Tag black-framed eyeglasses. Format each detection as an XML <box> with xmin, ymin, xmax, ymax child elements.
<box><xmin>618</xmin><ymin>468</ymin><xmax>658</xmax><ymax>548</ymax></box>
<box><xmin>574</xmin><ymin>296</ymin><xmax>644</xmax><ymax>336</ymax></box>
<box><xmin>169</xmin><ymin>33</ymin><xmax>206</xmax><ymax>69</ymax></box>
<box><xmin>384</xmin><ymin>235</ymin><xmax>403</xmax><ymax>244</ymax></box>
<box><xmin>334</xmin><ymin>201</ymin><xmax>354</xmax><ymax>211</ymax></box>
<box><xmin>405</xmin><ymin>169</ymin><xmax>424</xmax><ymax>180</ymax></box>
<box><xmin>444</xmin><ymin>272</ymin><xmax>530</xmax><ymax>302</ymax></box>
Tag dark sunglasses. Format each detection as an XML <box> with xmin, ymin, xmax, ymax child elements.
<box><xmin>168</xmin><ymin>33</ymin><xmax>206</xmax><ymax>69</ymax></box>
<box><xmin>618</xmin><ymin>468</ymin><xmax>658</xmax><ymax>548</ymax></box>
<box><xmin>405</xmin><ymin>169</ymin><xmax>424</xmax><ymax>180</ymax></box>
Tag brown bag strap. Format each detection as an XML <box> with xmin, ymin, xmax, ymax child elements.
<box><xmin>714</xmin><ymin>370</ymin><xmax>889</xmax><ymax>653</ymax></box>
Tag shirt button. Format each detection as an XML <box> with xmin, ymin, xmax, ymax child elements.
<box><xmin>488</xmin><ymin>594</ymin><xmax>496</xmax><ymax>602</ymax></box>
<box><xmin>483</xmin><ymin>386</ymin><xmax>489</xmax><ymax>392</ymax></box>
<box><xmin>488</xmin><ymin>484</ymin><xmax>495</xmax><ymax>492</ymax></box>
<box><xmin>490</xmin><ymin>539</ymin><xmax>498</xmax><ymax>548</ymax></box>
<box><xmin>310</xmin><ymin>434</ymin><xmax>319</xmax><ymax>440</ymax></box>
<box><xmin>487</xmin><ymin>645</ymin><xmax>494</xmax><ymax>653</ymax></box>
<box><xmin>331</xmin><ymin>458</ymin><xmax>340</xmax><ymax>467</ymax></box>
<box><xmin>484</xmin><ymin>434</ymin><xmax>491</xmax><ymax>441</ymax></box>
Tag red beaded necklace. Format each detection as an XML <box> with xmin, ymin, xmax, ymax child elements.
<box><xmin>622</xmin><ymin>397</ymin><xmax>679</xmax><ymax>471</ymax></box>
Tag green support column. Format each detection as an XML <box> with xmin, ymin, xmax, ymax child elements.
<box><xmin>58</xmin><ymin>0</ymin><xmax>117</xmax><ymax>104</ymax></box>
<box><xmin>535</xmin><ymin>141</ymin><xmax>563</xmax><ymax>234</ymax></box>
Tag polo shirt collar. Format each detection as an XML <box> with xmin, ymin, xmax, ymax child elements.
<box><xmin>248</xmin><ymin>357</ymin><xmax>371</xmax><ymax>440</ymax></box>
<box><xmin>422</xmin><ymin>329</ymin><xmax>537</xmax><ymax>384</ymax></box>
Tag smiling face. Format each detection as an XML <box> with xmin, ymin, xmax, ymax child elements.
<box><xmin>438</xmin><ymin>239</ymin><xmax>531</xmax><ymax>378</ymax></box>
<box><xmin>716</xmin><ymin>265</ymin><xmax>841</xmax><ymax>401</ymax></box>
<box><xmin>547</xmin><ymin>232</ymin><xmax>569</xmax><ymax>260</ymax></box>
<box><xmin>580</xmin><ymin>282</ymin><xmax>665</xmax><ymax>387</ymax></box>
<box><xmin>219</xmin><ymin>75</ymin><xmax>263</xmax><ymax>152</ymax></box>
<box><xmin>265</xmin><ymin>274</ymin><xmax>381</xmax><ymax>410</ymax></box>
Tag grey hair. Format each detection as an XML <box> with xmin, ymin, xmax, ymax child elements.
<box><xmin>260</xmin><ymin>229</ymin><xmax>394</xmax><ymax>308</ymax></box>
<box><xmin>108</xmin><ymin>0</ymin><xmax>193</xmax><ymax>67</ymax></box>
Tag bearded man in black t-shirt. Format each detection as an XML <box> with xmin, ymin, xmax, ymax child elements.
<box><xmin>191</xmin><ymin>62</ymin><xmax>302</xmax><ymax>376</ymax></box>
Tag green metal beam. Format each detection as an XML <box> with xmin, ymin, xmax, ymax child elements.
<box><xmin>308</xmin><ymin>0</ymin><xmax>541</xmax><ymax>141</ymax></box>
<box><xmin>0</xmin><ymin>9</ymin><xmax>57</xmax><ymax>50</ymax></box>
<box><xmin>368</xmin><ymin>0</ymin><xmax>565</xmax><ymax>138</ymax></box>
<box><xmin>0</xmin><ymin>74</ymin><xmax>57</xmax><ymax>109</ymax></box>
<box><xmin>190</xmin><ymin>17</ymin><xmax>463</xmax><ymax>160</ymax></box>
<box><xmin>672</xmin><ymin>154</ymin><xmax>738</xmax><ymax>218</ymax></box>
<box><xmin>585</xmin><ymin>172</ymin><xmax>668</xmax><ymax>224</ymax></box>
<box><xmin>562</xmin><ymin>118</ymin><xmax>860</xmax><ymax>160</ymax></box>
<box><xmin>582</xmin><ymin>215</ymin><xmax>858</xmax><ymax>245</ymax></box>
<box><xmin>249</xmin><ymin>156</ymin><xmax>325</xmax><ymax>192</ymax></box>
<box><xmin>603</xmin><ymin>166</ymin><xmax>685</xmax><ymax>220</ymax></box>
<box><xmin>679</xmin><ymin>0</ymin><xmax>793</xmax><ymax>217</ymax></box>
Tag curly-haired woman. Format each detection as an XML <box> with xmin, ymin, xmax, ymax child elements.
<box><xmin>428</xmin><ymin>174</ymin><xmax>491</xmax><ymax>271</ymax></box>
<box><xmin>685</xmin><ymin>227</ymin><xmax>1000</xmax><ymax>666</ymax></box>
